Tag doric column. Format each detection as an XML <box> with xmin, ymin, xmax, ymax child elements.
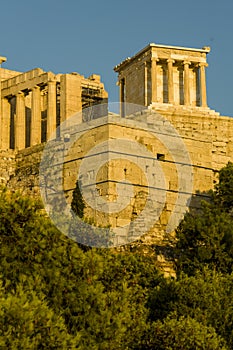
<box><xmin>167</xmin><ymin>59</ymin><xmax>175</xmax><ymax>103</ymax></box>
<box><xmin>151</xmin><ymin>58</ymin><xmax>158</xmax><ymax>103</ymax></box>
<box><xmin>1</xmin><ymin>98</ymin><xmax>10</xmax><ymax>149</ymax></box>
<box><xmin>199</xmin><ymin>63</ymin><xmax>208</xmax><ymax>107</ymax></box>
<box><xmin>31</xmin><ymin>86</ymin><xmax>41</xmax><ymax>146</ymax></box>
<box><xmin>144</xmin><ymin>61</ymin><xmax>148</xmax><ymax>106</ymax></box>
<box><xmin>0</xmin><ymin>56</ymin><xmax>7</xmax><ymax>149</ymax></box>
<box><xmin>0</xmin><ymin>56</ymin><xmax>7</xmax><ymax>104</ymax></box>
<box><xmin>119</xmin><ymin>78</ymin><xmax>125</xmax><ymax>103</ymax></box>
<box><xmin>119</xmin><ymin>78</ymin><xmax>125</xmax><ymax>117</ymax></box>
<box><xmin>15</xmin><ymin>92</ymin><xmax>26</xmax><ymax>150</ymax></box>
<box><xmin>183</xmin><ymin>61</ymin><xmax>191</xmax><ymax>106</ymax></box>
<box><xmin>47</xmin><ymin>81</ymin><xmax>57</xmax><ymax>140</ymax></box>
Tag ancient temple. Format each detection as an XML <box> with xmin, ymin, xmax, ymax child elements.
<box><xmin>0</xmin><ymin>58</ymin><xmax>107</xmax><ymax>150</ymax></box>
<box><xmin>114</xmin><ymin>43</ymin><xmax>212</xmax><ymax>111</ymax></box>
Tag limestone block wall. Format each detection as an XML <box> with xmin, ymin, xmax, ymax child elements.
<box><xmin>45</xmin><ymin>110</ymin><xmax>233</xmax><ymax>246</ymax></box>
<box><xmin>1</xmin><ymin>108</ymin><xmax>233</xmax><ymax>249</ymax></box>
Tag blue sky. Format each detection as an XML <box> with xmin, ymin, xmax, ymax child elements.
<box><xmin>0</xmin><ymin>0</ymin><xmax>233</xmax><ymax>116</ymax></box>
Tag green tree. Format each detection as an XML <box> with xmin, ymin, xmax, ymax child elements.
<box><xmin>215</xmin><ymin>161</ymin><xmax>233</xmax><ymax>211</ymax></box>
<box><xmin>147</xmin><ymin>269</ymin><xmax>233</xmax><ymax>348</ymax></box>
<box><xmin>175</xmin><ymin>162</ymin><xmax>233</xmax><ymax>275</ymax></box>
<box><xmin>0</xmin><ymin>187</ymin><xmax>153</xmax><ymax>349</ymax></box>
<box><xmin>0</xmin><ymin>278</ymin><xmax>78</xmax><ymax>349</ymax></box>
<box><xmin>139</xmin><ymin>316</ymin><xmax>227</xmax><ymax>350</ymax></box>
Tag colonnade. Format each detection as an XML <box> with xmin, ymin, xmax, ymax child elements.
<box><xmin>0</xmin><ymin>80</ymin><xmax>57</xmax><ymax>150</ymax></box>
<box><xmin>118</xmin><ymin>58</ymin><xmax>208</xmax><ymax>108</ymax></box>
<box><xmin>149</xmin><ymin>58</ymin><xmax>208</xmax><ymax>107</ymax></box>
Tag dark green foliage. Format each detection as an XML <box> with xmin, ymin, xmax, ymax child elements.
<box><xmin>215</xmin><ymin>161</ymin><xmax>233</xmax><ymax>211</ymax></box>
<box><xmin>144</xmin><ymin>162</ymin><xmax>233</xmax><ymax>349</ymax></box>
<box><xmin>71</xmin><ymin>179</ymin><xmax>85</xmax><ymax>218</ymax></box>
<box><xmin>1</xmin><ymin>161</ymin><xmax>233</xmax><ymax>349</ymax></box>
<box><xmin>147</xmin><ymin>270</ymin><xmax>233</xmax><ymax>349</ymax></box>
<box><xmin>138</xmin><ymin>316</ymin><xmax>227</xmax><ymax>350</ymax></box>
<box><xmin>175</xmin><ymin>204</ymin><xmax>233</xmax><ymax>274</ymax></box>
<box><xmin>175</xmin><ymin>162</ymin><xmax>233</xmax><ymax>275</ymax></box>
<box><xmin>0</xmin><ymin>281</ymin><xmax>78</xmax><ymax>349</ymax></box>
<box><xmin>0</xmin><ymin>188</ymin><xmax>160</xmax><ymax>348</ymax></box>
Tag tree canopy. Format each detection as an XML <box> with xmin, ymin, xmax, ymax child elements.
<box><xmin>1</xmin><ymin>162</ymin><xmax>233</xmax><ymax>348</ymax></box>
<box><xmin>175</xmin><ymin>162</ymin><xmax>233</xmax><ymax>275</ymax></box>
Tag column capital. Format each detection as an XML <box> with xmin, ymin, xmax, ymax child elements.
<box><xmin>33</xmin><ymin>85</ymin><xmax>41</xmax><ymax>90</ymax></box>
<box><xmin>183</xmin><ymin>60</ymin><xmax>191</xmax><ymax>66</ymax></box>
<box><xmin>17</xmin><ymin>91</ymin><xmax>25</xmax><ymax>96</ymax></box>
<box><xmin>167</xmin><ymin>58</ymin><xmax>175</xmax><ymax>64</ymax></box>
<box><xmin>48</xmin><ymin>80</ymin><xmax>57</xmax><ymax>86</ymax></box>
<box><xmin>0</xmin><ymin>56</ymin><xmax>7</xmax><ymax>64</ymax></box>
<box><xmin>199</xmin><ymin>62</ymin><xmax>208</xmax><ymax>68</ymax></box>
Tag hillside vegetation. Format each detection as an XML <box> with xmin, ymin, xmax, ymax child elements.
<box><xmin>1</xmin><ymin>163</ymin><xmax>233</xmax><ymax>349</ymax></box>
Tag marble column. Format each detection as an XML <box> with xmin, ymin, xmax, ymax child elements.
<box><xmin>31</xmin><ymin>86</ymin><xmax>41</xmax><ymax>146</ymax></box>
<box><xmin>15</xmin><ymin>92</ymin><xmax>26</xmax><ymax>150</ymax></box>
<box><xmin>119</xmin><ymin>78</ymin><xmax>125</xmax><ymax>117</ymax></box>
<box><xmin>0</xmin><ymin>56</ymin><xmax>7</xmax><ymax>105</ymax></box>
<box><xmin>151</xmin><ymin>58</ymin><xmax>158</xmax><ymax>103</ymax></box>
<box><xmin>167</xmin><ymin>59</ymin><xmax>175</xmax><ymax>104</ymax></box>
<box><xmin>144</xmin><ymin>61</ymin><xmax>148</xmax><ymax>106</ymax></box>
<box><xmin>1</xmin><ymin>98</ymin><xmax>10</xmax><ymax>149</ymax></box>
<box><xmin>183</xmin><ymin>61</ymin><xmax>191</xmax><ymax>106</ymax></box>
<box><xmin>199</xmin><ymin>63</ymin><xmax>208</xmax><ymax>107</ymax></box>
<box><xmin>47</xmin><ymin>81</ymin><xmax>57</xmax><ymax>140</ymax></box>
<box><xmin>0</xmin><ymin>56</ymin><xmax>7</xmax><ymax>149</ymax></box>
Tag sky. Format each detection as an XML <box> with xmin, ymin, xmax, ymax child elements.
<box><xmin>0</xmin><ymin>0</ymin><xmax>232</xmax><ymax>116</ymax></box>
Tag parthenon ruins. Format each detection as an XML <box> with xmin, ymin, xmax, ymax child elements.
<box><xmin>0</xmin><ymin>60</ymin><xmax>107</xmax><ymax>150</ymax></box>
